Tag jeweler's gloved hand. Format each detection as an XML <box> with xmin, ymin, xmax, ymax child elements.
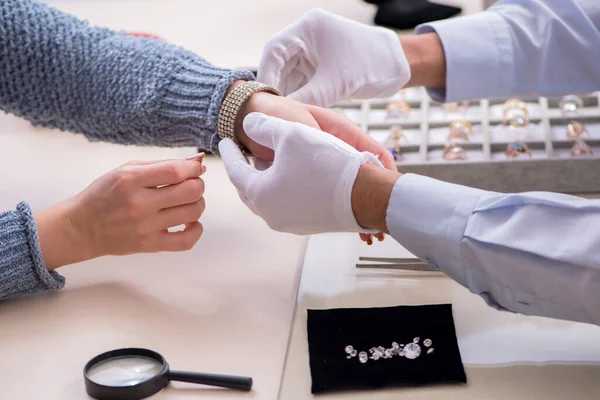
<box><xmin>219</xmin><ymin>113</ymin><xmax>383</xmax><ymax>235</ymax></box>
<box><xmin>258</xmin><ymin>8</ymin><xmax>410</xmax><ymax>108</ymax></box>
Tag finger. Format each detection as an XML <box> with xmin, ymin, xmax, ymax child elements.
<box><xmin>157</xmin><ymin>221</ymin><xmax>204</xmax><ymax>252</ymax></box>
<box><xmin>359</xmin><ymin>233</ymin><xmax>370</xmax><ymax>242</ymax></box>
<box><xmin>135</xmin><ymin>159</ymin><xmax>204</xmax><ymax>187</ymax></box>
<box><xmin>185</xmin><ymin>152</ymin><xmax>206</xmax><ymax>162</ymax></box>
<box><xmin>309</xmin><ymin>106</ymin><xmax>397</xmax><ymax>170</ymax></box>
<box><xmin>151</xmin><ymin>177</ymin><xmax>205</xmax><ymax>209</ymax></box>
<box><xmin>219</xmin><ymin>138</ymin><xmax>258</xmax><ymax>191</ymax></box>
<box><xmin>242</xmin><ymin>112</ymin><xmax>294</xmax><ymax>151</ymax></box>
<box><xmin>155</xmin><ymin>197</ymin><xmax>206</xmax><ymax>230</ymax></box>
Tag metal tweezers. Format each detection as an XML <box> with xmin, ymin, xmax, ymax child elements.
<box><xmin>356</xmin><ymin>257</ymin><xmax>438</xmax><ymax>272</ymax></box>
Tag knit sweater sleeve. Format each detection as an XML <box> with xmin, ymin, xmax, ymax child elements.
<box><xmin>0</xmin><ymin>0</ymin><xmax>255</xmax><ymax>154</ymax></box>
<box><xmin>0</xmin><ymin>203</ymin><xmax>64</xmax><ymax>300</ymax></box>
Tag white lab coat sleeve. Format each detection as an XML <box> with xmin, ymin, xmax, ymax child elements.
<box><xmin>386</xmin><ymin>173</ymin><xmax>600</xmax><ymax>325</ymax></box>
<box><xmin>415</xmin><ymin>0</ymin><xmax>600</xmax><ymax>102</ymax></box>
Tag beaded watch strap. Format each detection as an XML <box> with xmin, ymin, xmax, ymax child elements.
<box><xmin>217</xmin><ymin>81</ymin><xmax>281</xmax><ymax>154</ymax></box>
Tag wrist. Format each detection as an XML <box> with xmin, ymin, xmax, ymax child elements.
<box><xmin>34</xmin><ymin>197</ymin><xmax>95</xmax><ymax>270</ymax></box>
<box><xmin>400</xmin><ymin>33</ymin><xmax>446</xmax><ymax>89</ymax></box>
<box><xmin>351</xmin><ymin>163</ymin><xmax>402</xmax><ymax>233</ymax></box>
<box><xmin>234</xmin><ymin>91</ymin><xmax>278</xmax><ymax>160</ymax></box>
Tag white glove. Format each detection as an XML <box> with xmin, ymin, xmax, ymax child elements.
<box><xmin>219</xmin><ymin>113</ymin><xmax>383</xmax><ymax>235</ymax></box>
<box><xmin>258</xmin><ymin>8</ymin><xmax>410</xmax><ymax>108</ymax></box>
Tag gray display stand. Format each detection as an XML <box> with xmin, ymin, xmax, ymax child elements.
<box><xmin>335</xmin><ymin>88</ymin><xmax>600</xmax><ymax>193</ymax></box>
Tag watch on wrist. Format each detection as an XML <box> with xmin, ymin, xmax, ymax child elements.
<box><xmin>217</xmin><ymin>81</ymin><xmax>281</xmax><ymax>155</ymax></box>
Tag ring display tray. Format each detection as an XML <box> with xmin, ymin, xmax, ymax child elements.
<box><xmin>335</xmin><ymin>88</ymin><xmax>600</xmax><ymax>193</ymax></box>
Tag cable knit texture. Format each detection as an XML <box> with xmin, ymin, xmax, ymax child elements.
<box><xmin>0</xmin><ymin>0</ymin><xmax>254</xmax><ymax>299</ymax></box>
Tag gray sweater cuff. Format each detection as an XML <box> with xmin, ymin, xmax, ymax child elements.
<box><xmin>0</xmin><ymin>202</ymin><xmax>65</xmax><ymax>299</ymax></box>
<box><xmin>153</xmin><ymin>54</ymin><xmax>255</xmax><ymax>155</ymax></box>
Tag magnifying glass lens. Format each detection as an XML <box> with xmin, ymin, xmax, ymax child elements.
<box><xmin>87</xmin><ymin>355</ymin><xmax>163</xmax><ymax>387</ymax></box>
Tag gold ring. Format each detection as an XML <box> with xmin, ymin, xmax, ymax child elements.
<box><xmin>502</xmin><ymin>98</ymin><xmax>529</xmax><ymax>127</ymax></box>
<box><xmin>571</xmin><ymin>138</ymin><xmax>593</xmax><ymax>157</ymax></box>
<box><xmin>443</xmin><ymin>142</ymin><xmax>467</xmax><ymax>161</ymax></box>
<box><xmin>448</xmin><ymin>120</ymin><xmax>472</xmax><ymax>142</ymax></box>
<box><xmin>386</xmin><ymin>101</ymin><xmax>411</xmax><ymax>120</ymax></box>
<box><xmin>385</xmin><ymin>125</ymin><xmax>405</xmax><ymax>161</ymax></box>
<box><xmin>566</xmin><ymin>121</ymin><xmax>590</xmax><ymax>139</ymax></box>
<box><xmin>506</xmin><ymin>141</ymin><xmax>532</xmax><ymax>159</ymax></box>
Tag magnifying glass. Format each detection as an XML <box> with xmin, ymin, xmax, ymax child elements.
<box><xmin>84</xmin><ymin>348</ymin><xmax>252</xmax><ymax>399</ymax></box>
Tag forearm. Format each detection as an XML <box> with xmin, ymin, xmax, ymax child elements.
<box><xmin>0</xmin><ymin>203</ymin><xmax>64</xmax><ymax>300</ymax></box>
<box><xmin>355</xmin><ymin>170</ymin><xmax>600</xmax><ymax>325</ymax></box>
<box><xmin>400</xmin><ymin>33</ymin><xmax>446</xmax><ymax>90</ymax></box>
<box><xmin>0</xmin><ymin>0</ymin><xmax>253</xmax><ymax>153</ymax></box>
<box><xmin>412</xmin><ymin>0</ymin><xmax>600</xmax><ymax>101</ymax></box>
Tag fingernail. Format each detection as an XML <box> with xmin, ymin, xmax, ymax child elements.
<box><xmin>186</xmin><ymin>152</ymin><xmax>205</xmax><ymax>161</ymax></box>
<box><xmin>201</xmin><ymin>165</ymin><xmax>207</xmax><ymax>175</ymax></box>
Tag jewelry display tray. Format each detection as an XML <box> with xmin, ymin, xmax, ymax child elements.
<box><xmin>335</xmin><ymin>88</ymin><xmax>600</xmax><ymax>193</ymax></box>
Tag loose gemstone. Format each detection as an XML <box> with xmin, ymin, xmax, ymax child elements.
<box><xmin>404</xmin><ymin>343</ymin><xmax>422</xmax><ymax>360</ymax></box>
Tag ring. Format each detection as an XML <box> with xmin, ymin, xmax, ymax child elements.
<box><xmin>448</xmin><ymin>120</ymin><xmax>472</xmax><ymax>142</ymax></box>
<box><xmin>506</xmin><ymin>141</ymin><xmax>532</xmax><ymax>158</ymax></box>
<box><xmin>443</xmin><ymin>142</ymin><xmax>467</xmax><ymax>161</ymax></box>
<box><xmin>442</xmin><ymin>100</ymin><xmax>469</xmax><ymax>114</ymax></box>
<box><xmin>385</xmin><ymin>125</ymin><xmax>405</xmax><ymax>161</ymax></box>
<box><xmin>386</xmin><ymin>101</ymin><xmax>411</xmax><ymax>119</ymax></box>
<box><xmin>502</xmin><ymin>98</ymin><xmax>529</xmax><ymax>127</ymax></box>
<box><xmin>571</xmin><ymin>138</ymin><xmax>593</xmax><ymax>157</ymax></box>
<box><xmin>567</xmin><ymin>121</ymin><xmax>590</xmax><ymax>139</ymax></box>
<box><xmin>559</xmin><ymin>95</ymin><xmax>583</xmax><ymax>116</ymax></box>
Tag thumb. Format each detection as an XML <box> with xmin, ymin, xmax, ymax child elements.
<box><xmin>242</xmin><ymin>112</ymin><xmax>293</xmax><ymax>151</ymax></box>
<box><xmin>218</xmin><ymin>138</ymin><xmax>257</xmax><ymax>191</ymax></box>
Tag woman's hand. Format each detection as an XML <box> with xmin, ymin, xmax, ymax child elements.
<box><xmin>35</xmin><ymin>157</ymin><xmax>206</xmax><ymax>270</ymax></box>
<box><xmin>235</xmin><ymin>92</ymin><xmax>396</xmax><ymax>170</ymax></box>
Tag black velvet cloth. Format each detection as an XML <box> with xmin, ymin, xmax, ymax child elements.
<box><xmin>307</xmin><ymin>304</ymin><xmax>466</xmax><ymax>394</ymax></box>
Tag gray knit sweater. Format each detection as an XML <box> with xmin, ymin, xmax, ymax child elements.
<box><xmin>0</xmin><ymin>0</ymin><xmax>254</xmax><ymax>299</ymax></box>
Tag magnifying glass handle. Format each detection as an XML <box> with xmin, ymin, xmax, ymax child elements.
<box><xmin>167</xmin><ymin>370</ymin><xmax>252</xmax><ymax>391</ymax></box>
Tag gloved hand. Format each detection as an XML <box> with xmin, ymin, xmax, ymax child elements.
<box><xmin>219</xmin><ymin>113</ymin><xmax>383</xmax><ymax>235</ymax></box>
<box><xmin>258</xmin><ymin>8</ymin><xmax>411</xmax><ymax>108</ymax></box>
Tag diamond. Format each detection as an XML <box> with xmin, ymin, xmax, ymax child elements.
<box><xmin>423</xmin><ymin>339</ymin><xmax>432</xmax><ymax>347</ymax></box>
<box><xmin>345</xmin><ymin>345</ymin><xmax>353</xmax><ymax>354</ymax></box>
<box><xmin>427</xmin><ymin>348</ymin><xmax>434</xmax><ymax>355</ymax></box>
<box><xmin>359</xmin><ymin>351</ymin><xmax>368</xmax><ymax>364</ymax></box>
<box><xmin>350</xmin><ymin>350</ymin><xmax>357</xmax><ymax>357</ymax></box>
<box><xmin>399</xmin><ymin>350</ymin><xmax>405</xmax><ymax>357</ymax></box>
<box><xmin>392</xmin><ymin>342</ymin><xmax>399</xmax><ymax>348</ymax></box>
<box><xmin>403</xmin><ymin>343</ymin><xmax>421</xmax><ymax>360</ymax></box>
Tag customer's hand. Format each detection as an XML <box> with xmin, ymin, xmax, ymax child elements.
<box><xmin>257</xmin><ymin>9</ymin><xmax>410</xmax><ymax>108</ymax></box>
<box><xmin>220</xmin><ymin>113</ymin><xmax>386</xmax><ymax>235</ymax></box>
<box><xmin>231</xmin><ymin>86</ymin><xmax>396</xmax><ymax>169</ymax></box>
<box><xmin>35</xmin><ymin>157</ymin><xmax>206</xmax><ymax>270</ymax></box>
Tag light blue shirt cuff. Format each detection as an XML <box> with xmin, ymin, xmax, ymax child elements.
<box><xmin>386</xmin><ymin>174</ymin><xmax>486</xmax><ymax>287</ymax></box>
<box><xmin>416</xmin><ymin>11</ymin><xmax>514</xmax><ymax>102</ymax></box>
